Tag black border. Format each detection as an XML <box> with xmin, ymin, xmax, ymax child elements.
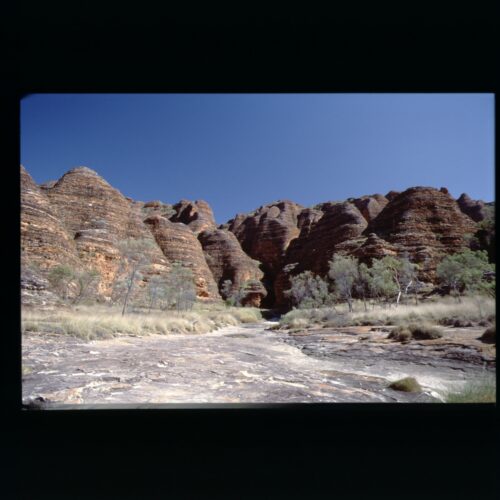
<box><xmin>4</xmin><ymin>4</ymin><xmax>498</xmax><ymax>499</ymax></box>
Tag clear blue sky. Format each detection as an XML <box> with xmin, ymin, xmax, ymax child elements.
<box><xmin>21</xmin><ymin>94</ymin><xmax>494</xmax><ymax>224</ymax></box>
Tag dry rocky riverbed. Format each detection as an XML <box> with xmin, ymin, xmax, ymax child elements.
<box><xmin>22</xmin><ymin>321</ymin><xmax>495</xmax><ymax>406</ymax></box>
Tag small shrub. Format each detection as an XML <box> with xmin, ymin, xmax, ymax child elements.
<box><xmin>387</xmin><ymin>326</ymin><xmax>412</xmax><ymax>342</ymax></box>
<box><xmin>388</xmin><ymin>377</ymin><xmax>422</xmax><ymax>393</ymax></box>
<box><xmin>479</xmin><ymin>325</ymin><xmax>496</xmax><ymax>344</ymax></box>
<box><xmin>408</xmin><ymin>323</ymin><xmax>443</xmax><ymax>340</ymax></box>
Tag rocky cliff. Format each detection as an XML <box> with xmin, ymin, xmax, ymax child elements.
<box><xmin>197</xmin><ymin>228</ymin><xmax>267</xmax><ymax>306</ymax></box>
<box><xmin>366</xmin><ymin>186</ymin><xmax>477</xmax><ymax>281</ymax></box>
<box><xmin>21</xmin><ymin>165</ymin><xmax>491</xmax><ymax>309</ymax></box>
<box><xmin>21</xmin><ymin>166</ymin><xmax>218</xmax><ymax>302</ymax></box>
<box><xmin>143</xmin><ymin>215</ymin><xmax>219</xmax><ymax>298</ymax></box>
<box><xmin>21</xmin><ymin>166</ymin><xmax>82</xmax><ymax>271</ymax></box>
<box><xmin>223</xmin><ymin>200</ymin><xmax>303</xmax><ymax>306</ymax></box>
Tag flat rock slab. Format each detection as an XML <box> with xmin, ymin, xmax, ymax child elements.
<box><xmin>22</xmin><ymin>322</ymin><xmax>494</xmax><ymax>406</ymax></box>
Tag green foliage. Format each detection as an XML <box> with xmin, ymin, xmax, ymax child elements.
<box><xmin>445</xmin><ymin>375</ymin><xmax>496</xmax><ymax>403</ymax></box>
<box><xmin>388</xmin><ymin>377</ymin><xmax>422</xmax><ymax>393</ymax></box>
<box><xmin>284</xmin><ymin>271</ymin><xmax>331</xmax><ymax>309</ymax></box>
<box><xmin>437</xmin><ymin>250</ymin><xmax>495</xmax><ymax>301</ymax></box>
<box><xmin>114</xmin><ymin>238</ymin><xmax>159</xmax><ymax>315</ymax></box>
<box><xmin>47</xmin><ymin>265</ymin><xmax>75</xmax><ymax>300</ymax></box>
<box><xmin>369</xmin><ymin>258</ymin><xmax>399</xmax><ymax>301</ymax></box>
<box><xmin>73</xmin><ymin>268</ymin><xmax>101</xmax><ymax>304</ymax></box>
<box><xmin>368</xmin><ymin>254</ymin><xmax>419</xmax><ymax>306</ymax></box>
<box><xmin>221</xmin><ymin>279</ymin><xmax>263</xmax><ymax>307</ymax></box>
<box><xmin>328</xmin><ymin>255</ymin><xmax>358</xmax><ymax>312</ymax></box>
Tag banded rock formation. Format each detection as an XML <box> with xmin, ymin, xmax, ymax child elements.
<box><xmin>170</xmin><ymin>199</ymin><xmax>217</xmax><ymax>234</ymax></box>
<box><xmin>274</xmin><ymin>202</ymin><xmax>368</xmax><ymax>306</ymax></box>
<box><xmin>143</xmin><ymin>215</ymin><xmax>220</xmax><ymax>299</ymax></box>
<box><xmin>351</xmin><ymin>194</ymin><xmax>389</xmax><ymax>223</ymax></box>
<box><xmin>456</xmin><ymin>193</ymin><xmax>488</xmax><ymax>222</ymax></box>
<box><xmin>41</xmin><ymin>167</ymin><xmax>169</xmax><ymax>294</ymax></box>
<box><xmin>198</xmin><ymin>229</ymin><xmax>267</xmax><ymax>306</ymax></box>
<box><xmin>21</xmin><ymin>166</ymin><xmax>82</xmax><ymax>271</ymax></box>
<box><xmin>225</xmin><ymin>200</ymin><xmax>304</xmax><ymax>306</ymax></box>
<box><xmin>366</xmin><ymin>187</ymin><xmax>477</xmax><ymax>281</ymax></box>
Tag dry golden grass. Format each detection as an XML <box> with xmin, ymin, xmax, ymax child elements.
<box><xmin>21</xmin><ymin>304</ymin><xmax>262</xmax><ymax>340</ymax></box>
<box><xmin>280</xmin><ymin>296</ymin><xmax>495</xmax><ymax>329</ymax></box>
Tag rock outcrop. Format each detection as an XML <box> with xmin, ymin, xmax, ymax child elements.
<box><xmin>351</xmin><ymin>194</ymin><xmax>389</xmax><ymax>223</ymax></box>
<box><xmin>274</xmin><ymin>202</ymin><xmax>368</xmax><ymax>306</ymax></box>
<box><xmin>22</xmin><ymin>164</ymin><xmax>490</xmax><ymax>310</ymax></box>
<box><xmin>170</xmin><ymin>199</ymin><xmax>217</xmax><ymax>234</ymax></box>
<box><xmin>198</xmin><ymin>229</ymin><xmax>267</xmax><ymax>306</ymax></box>
<box><xmin>456</xmin><ymin>193</ymin><xmax>487</xmax><ymax>222</ymax></box>
<box><xmin>366</xmin><ymin>187</ymin><xmax>478</xmax><ymax>280</ymax></box>
<box><xmin>351</xmin><ymin>233</ymin><xmax>399</xmax><ymax>264</ymax></box>
<box><xmin>40</xmin><ymin>167</ymin><xmax>169</xmax><ymax>294</ymax></box>
<box><xmin>226</xmin><ymin>200</ymin><xmax>303</xmax><ymax>306</ymax></box>
<box><xmin>143</xmin><ymin>215</ymin><xmax>220</xmax><ymax>299</ymax></box>
<box><xmin>21</xmin><ymin>166</ymin><xmax>82</xmax><ymax>270</ymax></box>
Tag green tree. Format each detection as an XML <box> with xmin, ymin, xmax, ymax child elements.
<box><xmin>115</xmin><ymin>238</ymin><xmax>158</xmax><ymax>315</ymax></box>
<box><xmin>437</xmin><ymin>250</ymin><xmax>495</xmax><ymax>303</ymax></box>
<box><xmin>284</xmin><ymin>271</ymin><xmax>331</xmax><ymax>309</ymax></box>
<box><xmin>47</xmin><ymin>265</ymin><xmax>76</xmax><ymax>300</ymax></box>
<box><xmin>369</xmin><ymin>255</ymin><xmax>418</xmax><ymax>306</ymax></box>
<box><xmin>73</xmin><ymin>268</ymin><xmax>101</xmax><ymax>304</ymax></box>
<box><xmin>368</xmin><ymin>258</ymin><xmax>399</xmax><ymax>306</ymax></box>
<box><xmin>328</xmin><ymin>255</ymin><xmax>359</xmax><ymax>312</ymax></box>
<box><xmin>355</xmin><ymin>262</ymin><xmax>372</xmax><ymax>311</ymax></box>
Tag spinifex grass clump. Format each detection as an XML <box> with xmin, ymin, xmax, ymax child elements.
<box><xmin>445</xmin><ymin>375</ymin><xmax>496</xmax><ymax>403</ymax></box>
<box><xmin>388</xmin><ymin>323</ymin><xmax>442</xmax><ymax>342</ymax></box>
<box><xmin>479</xmin><ymin>325</ymin><xmax>496</xmax><ymax>344</ymax></box>
<box><xmin>388</xmin><ymin>377</ymin><xmax>422</xmax><ymax>393</ymax></box>
<box><xmin>407</xmin><ymin>323</ymin><xmax>443</xmax><ymax>340</ymax></box>
<box><xmin>387</xmin><ymin>325</ymin><xmax>412</xmax><ymax>342</ymax></box>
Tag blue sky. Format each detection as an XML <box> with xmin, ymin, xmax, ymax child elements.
<box><xmin>21</xmin><ymin>94</ymin><xmax>494</xmax><ymax>224</ymax></box>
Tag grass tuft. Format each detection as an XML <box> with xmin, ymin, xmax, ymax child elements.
<box><xmin>279</xmin><ymin>297</ymin><xmax>494</xmax><ymax>330</ymax></box>
<box><xmin>21</xmin><ymin>305</ymin><xmax>262</xmax><ymax>340</ymax></box>
<box><xmin>445</xmin><ymin>375</ymin><xmax>496</xmax><ymax>403</ymax></box>
<box><xmin>388</xmin><ymin>377</ymin><xmax>422</xmax><ymax>393</ymax></box>
<box><xmin>479</xmin><ymin>325</ymin><xmax>496</xmax><ymax>344</ymax></box>
<box><xmin>387</xmin><ymin>326</ymin><xmax>412</xmax><ymax>342</ymax></box>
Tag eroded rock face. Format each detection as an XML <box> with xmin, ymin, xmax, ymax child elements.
<box><xmin>170</xmin><ymin>199</ymin><xmax>217</xmax><ymax>234</ymax></box>
<box><xmin>226</xmin><ymin>200</ymin><xmax>304</xmax><ymax>306</ymax></box>
<box><xmin>367</xmin><ymin>187</ymin><xmax>478</xmax><ymax>280</ymax></box>
<box><xmin>385</xmin><ymin>190</ymin><xmax>401</xmax><ymax>202</ymax></box>
<box><xmin>352</xmin><ymin>233</ymin><xmax>399</xmax><ymax>264</ymax></box>
<box><xmin>21</xmin><ymin>166</ymin><xmax>82</xmax><ymax>270</ymax></box>
<box><xmin>41</xmin><ymin>167</ymin><xmax>169</xmax><ymax>294</ymax></box>
<box><xmin>198</xmin><ymin>229</ymin><xmax>266</xmax><ymax>306</ymax></box>
<box><xmin>143</xmin><ymin>215</ymin><xmax>220</xmax><ymax>299</ymax></box>
<box><xmin>43</xmin><ymin>167</ymin><xmax>134</xmax><ymax>237</ymax></box>
<box><xmin>457</xmin><ymin>193</ymin><xmax>487</xmax><ymax>222</ymax></box>
<box><xmin>351</xmin><ymin>194</ymin><xmax>389</xmax><ymax>223</ymax></box>
<box><xmin>274</xmin><ymin>202</ymin><xmax>368</xmax><ymax>306</ymax></box>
